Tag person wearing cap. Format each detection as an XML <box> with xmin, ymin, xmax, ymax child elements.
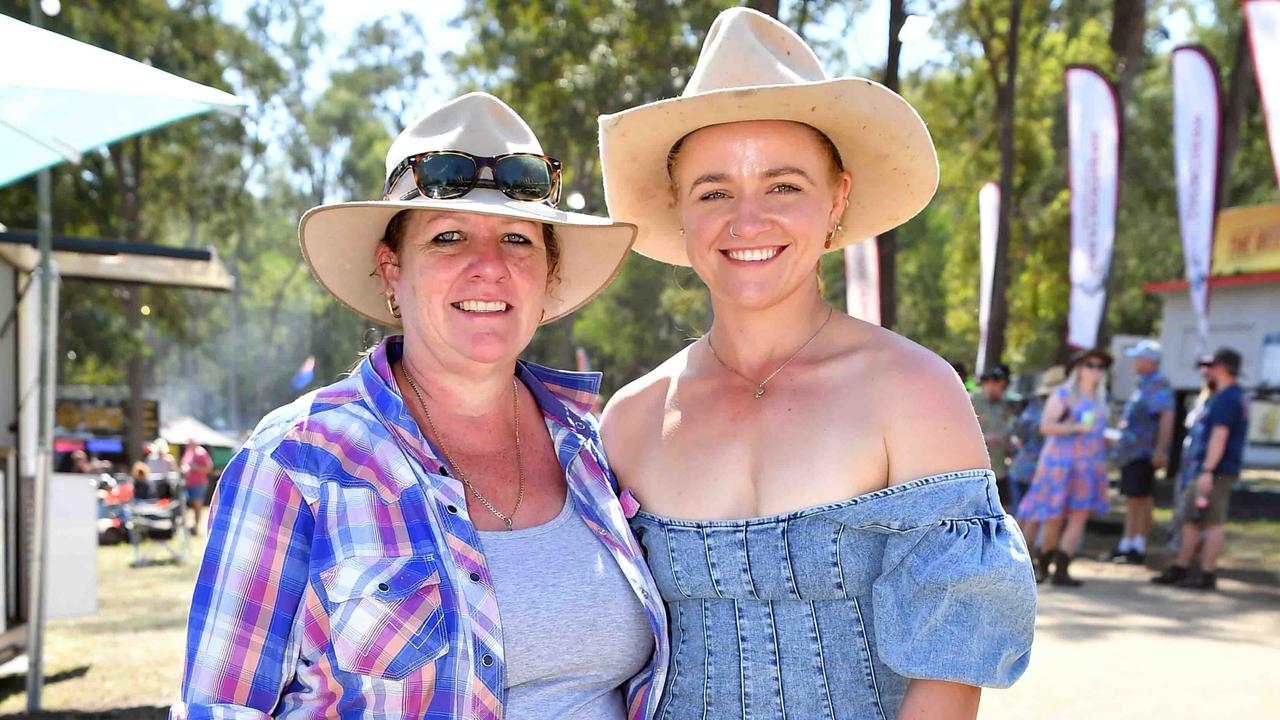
<box><xmin>1017</xmin><ymin>349</ymin><xmax>1112</xmax><ymax>586</ymax></box>
<box><xmin>1153</xmin><ymin>347</ymin><xmax>1250</xmax><ymax>590</ymax></box>
<box><xmin>177</xmin><ymin>94</ymin><xmax>667</xmax><ymax>719</ymax></box>
<box><xmin>972</xmin><ymin>364</ymin><xmax>1014</xmax><ymax>506</ymax></box>
<box><xmin>597</xmin><ymin>9</ymin><xmax>1034</xmax><ymax>718</ymax></box>
<box><xmin>1107</xmin><ymin>339</ymin><xmax>1174</xmax><ymax>564</ymax></box>
<box><xmin>1008</xmin><ymin>365</ymin><xmax>1067</xmax><ymax>522</ymax></box>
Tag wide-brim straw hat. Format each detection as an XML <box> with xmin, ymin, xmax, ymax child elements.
<box><xmin>598</xmin><ymin>7</ymin><xmax>938</xmax><ymax>266</ymax></box>
<box><xmin>1068</xmin><ymin>348</ymin><xmax>1114</xmax><ymax>371</ymax></box>
<box><xmin>1035</xmin><ymin>365</ymin><xmax>1068</xmax><ymax>396</ymax></box>
<box><xmin>300</xmin><ymin>92</ymin><xmax>636</xmax><ymax>326</ymax></box>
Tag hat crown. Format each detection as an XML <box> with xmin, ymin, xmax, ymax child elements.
<box><xmin>683</xmin><ymin>7</ymin><xmax>827</xmax><ymax>97</ymax></box>
<box><xmin>384</xmin><ymin>92</ymin><xmax>545</xmax><ymax>178</ymax></box>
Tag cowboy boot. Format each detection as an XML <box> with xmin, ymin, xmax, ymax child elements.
<box><xmin>1035</xmin><ymin>548</ymin><xmax>1053</xmax><ymax>584</ymax></box>
<box><xmin>1050</xmin><ymin>550</ymin><xmax>1083</xmax><ymax>587</ymax></box>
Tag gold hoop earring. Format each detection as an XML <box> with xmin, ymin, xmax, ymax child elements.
<box><xmin>824</xmin><ymin>223</ymin><xmax>842</xmax><ymax>250</ymax></box>
<box><xmin>385</xmin><ymin>290</ymin><xmax>401</xmax><ymax>319</ymax></box>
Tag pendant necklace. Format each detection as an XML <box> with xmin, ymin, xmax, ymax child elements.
<box><xmin>704</xmin><ymin>306</ymin><xmax>834</xmax><ymax>399</ymax></box>
<box><xmin>402</xmin><ymin>366</ymin><xmax>525</xmax><ymax>530</ymax></box>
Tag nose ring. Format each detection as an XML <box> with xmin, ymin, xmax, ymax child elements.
<box><xmin>729</xmin><ymin>224</ymin><xmax>741</xmax><ymax>238</ymax></box>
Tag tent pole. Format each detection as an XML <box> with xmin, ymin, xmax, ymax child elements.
<box><xmin>24</xmin><ymin>0</ymin><xmax>52</xmax><ymax>709</ymax></box>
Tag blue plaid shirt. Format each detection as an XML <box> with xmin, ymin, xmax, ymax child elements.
<box><xmin>175</xmin><ymin>336</ymin><xmax>668</xmax><ymax>719</ymax></box>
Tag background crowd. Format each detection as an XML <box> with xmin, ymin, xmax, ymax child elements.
<box><xmin>968</xmin><ymin>340</ymin><xmax>1253</xmax><ymax>591</ymax></box>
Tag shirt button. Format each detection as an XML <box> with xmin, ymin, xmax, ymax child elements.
<box><xmin>596</xmin><ymin>526</ymin><xmax>608</xmax><ymax>536</ymax></box>
<box><xmin>377</xmin><ymin>582</ymin><xmax>390</xmax><ymax>593</ymax></box>
<box><xmin>481</xmin><ymin>654</ymin><xmax>494</xmax><ymax>667</ymax></box>
<box><xmin>469</xmin><ymin>572</ymin><xmax>481</xmax><ymax>582</ymax></box>
<box><xmin>446</xmin><ymin>504</ymin><xmax>459</xmax><ymax>514</ymax></box>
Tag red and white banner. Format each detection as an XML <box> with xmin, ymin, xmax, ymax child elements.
<box><xmin>843</xmin><ymin>239</ymin><xmax>880</xmax><ymax>325</ymax></box>
<box><xmin>976</xmin><ymin>181</ymin><xmax>999</xmax><ymax>373</ymax></box>
<box><xmin>1065</xmin><ymin>65</ymin><xmax>1121</xmax><ymax>350</ymax></box>
<box><xmin>1244</xmin><ymin>0</ymin><xmax>1280</xmax><ymax>191</ymax></box>
<box><xmin>1172</xmin><ymin>46</ymin><xmax>1221</xmax><ymax>347</ymax></box>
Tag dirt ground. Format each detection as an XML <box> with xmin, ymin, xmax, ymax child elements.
<box><xmin>0</xmin><ymin>501</ymin><xmax>1276</xmax><ymax>718</ymax></box>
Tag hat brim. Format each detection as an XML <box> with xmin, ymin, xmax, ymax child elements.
<box><xmin>599</xmin><ymin>78</ymin><xmax>938</xmax><ymax>266</ymax></box>
<box><xmin>1069</xmin><ymin>350</ymin><xmax>1114</xmax><ymax>370</ymax></box>
<box><xmin>299</xmin><ymin>193</ymin><xmax>636</xmax><ymax>327</ymax></box>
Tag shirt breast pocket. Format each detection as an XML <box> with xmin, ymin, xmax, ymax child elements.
<box><xmin>320</xmin><ymin>554</ymin><xmax>450</xmax><ymax>680</ymax></box>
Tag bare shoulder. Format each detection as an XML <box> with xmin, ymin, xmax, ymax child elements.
<box><xmin>830</xmin><ymin>317</ymin><xmax>989</xmax><ymax>485</ymax></box>
<box><xmin>599</xmin><ymin>345</ymin><xmax>690</xmax><ymax>489</ymax></box>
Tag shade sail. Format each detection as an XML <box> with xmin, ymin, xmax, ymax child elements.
<box><xmin>0</xmin><ymin>13</ymin><xmax>246</xmax><ymax>188</ymax></box>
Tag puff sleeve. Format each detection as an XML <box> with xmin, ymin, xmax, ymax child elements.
<box><xmin>871</xmin><ymin>504</ymin><xmax>1036</xmax><ymax>688</ymax></box>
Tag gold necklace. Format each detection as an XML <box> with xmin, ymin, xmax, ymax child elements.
<box><xmin>402</xmin><ymin>366</ymin><xmax>525</xmax><ymax>530</ymax></box>
<box><xmin>705</xmin><ymin>306</ymin><xmax>835</xmax><ymax>399</ymax></box>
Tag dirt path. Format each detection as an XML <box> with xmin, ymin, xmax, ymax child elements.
<box><xmin>981</xmin><ymin>557</ymin><xmax>1280</xmax><ymax>718</ymax></box>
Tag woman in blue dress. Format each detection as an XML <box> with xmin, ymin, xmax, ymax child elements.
<box><xmin>1017</xmin><ymin>351</ymin><xmax>1112</xmax><ymax>586</ymax></box>
<box><xmin>1008</xmin><ymin>365</ymin><xmax>1067</xmax><ymax>513</ymax></box>
<box><xmin>597</xmin><ymin>9</ymin><xmax>1036</xmax><ymax>719</ymax></box>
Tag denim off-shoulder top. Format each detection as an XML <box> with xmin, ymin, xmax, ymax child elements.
<box><xmin>628</xmin><ymin>469</ymin><xmax>1036</xmax><ymax>720</ymax></box>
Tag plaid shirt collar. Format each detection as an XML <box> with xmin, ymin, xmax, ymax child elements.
<box><xmin>358</xmin><ymin>334</ymin><xmax>601</xmax><ymax>471</ymax></box>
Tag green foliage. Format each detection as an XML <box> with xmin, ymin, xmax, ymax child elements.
<box><xmin>2</xmin><ymin>0</ymin><xmax>1274</xmax><ymax>429</ymax></box>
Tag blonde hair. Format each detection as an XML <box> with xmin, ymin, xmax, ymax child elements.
<box><xmin>1064</xmin><ymin>365</ymin><xmax>1108</xmax><ymax>407</ymax></box>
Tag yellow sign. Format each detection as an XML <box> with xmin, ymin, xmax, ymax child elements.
<box><xmin>1213</xmin><ymin>203</ymin><xmax>1280</xmax><ymax>275</ymax></box>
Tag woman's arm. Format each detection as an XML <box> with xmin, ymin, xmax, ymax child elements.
<box><xmin>879</xmin><ymin>350</ymin><xmax>1011</xmax><ymax>717</ymax></box>
<box><xmin>901</xmin><ymin>679</ymin><xmax>982</xmax><ymax>719</ymax></box>
<box><xmin>179</xmin><ymin>447</ymin><xmax>314</xmax><ymax>718</ymax></box>
<box><xmin>1038</xmin><ymin>392</ymin><xmax>1081</xmax><ymax>436</ymax></box>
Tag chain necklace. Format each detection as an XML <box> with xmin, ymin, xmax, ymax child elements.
<box><xmin>402</xmin><ymin>366</ymin><xmax>525</xmax><ymax>530</ymax></box>
<box><xmin>705</xmin><ymin>306</ymin><xmax>834</xmax><ymax>399</ymax></box>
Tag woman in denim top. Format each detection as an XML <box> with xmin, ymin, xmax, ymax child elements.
<box><xmin>597</xmin><ymin>9</ymin><xmax>1035</xmax><ymax>719</ymax></box>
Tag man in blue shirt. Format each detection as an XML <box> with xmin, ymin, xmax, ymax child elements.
<box><xmin>1153</xmin><ymin>347</ymin><xmax>1250</xmax><ymax>590</ymax></box>
<box><xmin>1109</xmin><ymin>340</ymin><xmax>1174</xmax><ymax>563</ymax></box>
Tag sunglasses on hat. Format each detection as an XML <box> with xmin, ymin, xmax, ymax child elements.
<box><xmin>384</xmin><ymin>151</ymin><xmax>563</xmax><ymax>205</ymax></box>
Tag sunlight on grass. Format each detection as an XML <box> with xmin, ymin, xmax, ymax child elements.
<box><xmin>0</xmin><ymin>537</ymin><xmax>204</xmax><ymax>715</ymax></box>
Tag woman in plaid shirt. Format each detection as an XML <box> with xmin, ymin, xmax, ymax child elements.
<box><xmin>176</xmin><ymin>94</ymin><xmax>667</xmax><ymax>719</ymax></box>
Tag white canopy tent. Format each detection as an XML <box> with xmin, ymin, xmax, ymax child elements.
<box><xmin>0</xmin><ymin>11</ymin><xmax>245</xmax><ymax>710</ymax></box>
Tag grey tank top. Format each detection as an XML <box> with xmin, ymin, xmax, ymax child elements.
<box><xmin>478</xmin><ymin>492</ymin><xmax>653</xmax><ymax>719</ymax></box>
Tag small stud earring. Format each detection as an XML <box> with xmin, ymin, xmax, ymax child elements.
<box><xmin>385</xmin><ymin>290</ymin><xmax>401</xmax><ymax>319</ymax></box>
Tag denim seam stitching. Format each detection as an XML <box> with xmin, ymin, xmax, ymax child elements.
<box><xmin>769</xmin><ymin>601</ymin><xmax>787</xmax><ymax>718</ymax></box>
<box><xmin>853</xmin><ymin>596</ymin><xmax>888</xmax><ymax>720</ymax></box>
<box><xmin>781</xmin><ymin>519</ymin><xmax>800</xmax><ymax>600</ymax></box>
<box><xmin>809</xmin><ymin>602</ymin><xmax>836</xmax><ymax>720</ymax></box>
<box><xmin>735</xmin><ymin>598</ymin><xmax>747</xmax><ymax>720</ymax></box>
<box><xmin>702</xmin><ymin>527</ymin><xmax>725</xmax><ymax>599</ymax></box>
<box><xmin>701</xmin><ymin>598</ymin><xmax>711</xmax><ymax>720</ymax></box>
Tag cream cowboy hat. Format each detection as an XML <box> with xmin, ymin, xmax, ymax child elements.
<box><xmin>598</xmin><ymin>7</ymin><xmax>938</xmax><ymax>266</ymax></box>
<box><xmin>300</xmin><ymin>92</ymin><xmax>636</xmax><ymax>326</ymax></box>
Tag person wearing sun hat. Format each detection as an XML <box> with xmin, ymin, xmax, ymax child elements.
<box><xmin>177</xmin><ymin>92</ymin><xmax>668</xmax><ymax>719</ymax></box>
<box><xmin>1017</xmin><ymin>348</ymin><xmax>1112</xmax><ymax>586</ymax></box>
<box><xmin>597</xmin><ymin>8</ymin><xmax>1034</xmax><ymax>718</ymax></box>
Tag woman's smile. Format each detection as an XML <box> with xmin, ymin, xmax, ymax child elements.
<box><xmin>721</xmin><ymin>245</ymin><xmax>787</xmax><ymax>264</ymax></box>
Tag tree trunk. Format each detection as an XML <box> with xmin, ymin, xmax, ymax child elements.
<box><xmin>985</xmin><ymin>0</ymin><xmax>1023</xmax><ymax>373</ymax></box>
<box><xmin>747</xmin><ymin>0</ymin><xmax>780</xmax><ymax>18</ymax></box>
<box><xmin>111</xmin><ymin>137</ymin><xmax>150</xmax><ymax>463</ymax></box>
<box><xmin>1218</xmin><ymin>20</ymin><xmax>1253</xmax><ymax>208</ymax></box>
<box><xmin>1109</xmin><ymin>0</ymin><xmax>1146</xmax><ymax>107</ymax></box>
<box><xmin>876</xmin><ymin>0</ymin><xmax>907</xmax><ymax>330</ymax></box>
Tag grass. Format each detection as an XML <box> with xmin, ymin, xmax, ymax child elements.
<box><xmin>0</xmin><ymin>535</ymin><xmax>206</xmax><ymax>717</ymax></box>
<box><xmin>0</xmin><ymin>491</ymin><xmax>1277</xmax><ymax>716</ymax></box>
